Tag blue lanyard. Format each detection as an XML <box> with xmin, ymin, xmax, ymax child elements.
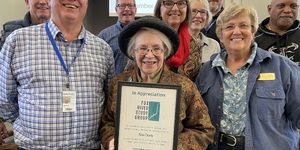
<box><xmin>204</xmin><ymin>20</ymin><xmax>216</xmax><ymax>32</ymax></box>
<box><xmin>45</xmin><ymin>22</ymin><xmax>86</xmax><ymax>77</ymax></box>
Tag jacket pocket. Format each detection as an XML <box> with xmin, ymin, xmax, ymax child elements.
<box><xmin>256</xmin><ymin>87</ymin><xmax>285</xmax><ymax>121</ymax></box>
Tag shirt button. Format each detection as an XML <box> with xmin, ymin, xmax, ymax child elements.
<box><xmin>272</xmin><ymin>92</ymin><xmax>276</xmax><ymax>97</ymax></box>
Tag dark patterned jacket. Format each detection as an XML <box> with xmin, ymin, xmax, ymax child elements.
<box><xmin>100</xmin><ymin>65</ymin><xmax>215</xmax><ymax>150</ymax></box>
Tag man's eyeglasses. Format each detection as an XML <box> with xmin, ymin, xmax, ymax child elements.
<box><xmin>116</xmin><ymin>3</ymin><xmax>136</xmax><ymax>9</ymax></box>
<box><xmin>191</xmin><ymin>9</ymin><xmax>208</xmax><ymax>16</ymax></box>
<box><xmin>135</xmin><ymin>47</ymin><xmax>164</xmax><ymax>56</ymax></box>
<box><xmin>162</xmin><ymin>1</ymin><xmax>187</xmax><ymax>9</ymax></box>
<box><xmin>222</xmin><ymin>23</ymin><xmax>252</xmax><ymax>31</ymax></box>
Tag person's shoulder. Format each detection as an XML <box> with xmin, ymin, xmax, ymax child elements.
<box><xmin>3</xmin><ymin>19</ymin><xmax>23</xmax><ymax>27</ymax></box>
<box><xmin>256</xmin><ymin>47</ymin><xmax>298</xmax><ymax>67</ymax></box>
<box><xmin>98</xmin><ymin>23</ymin><xmax>120</xmax><ymax>37</ymax></box>
<box><xmin>168</xmin><ymin>69</ymin><xmax>195</xmax><ymax>85</ymax></box>
<box><xmin>2</xmin><ymin>19</ymin><xmax>24</xmax><ymax>34</ymax></box>
<box><xmin>203</xmin><ymin>35</ymin><xmax>220</xmax><ymax>48</ymax></box>
<box><xmin>86</xmin><ymin>30</ymin><xmax>106</xmax><ymax>42</ymax></box>
<box><xmin>111</xmin><ymin>71</ymin><xmax>134</xmax><ymax>83</ymax></box>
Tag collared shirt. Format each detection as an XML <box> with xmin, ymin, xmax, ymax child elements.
<box><xmin>0</xmin><ymin>20</ymin><xmax>115</xmax><ymax>149</ymax></box>
<box><xmin>200</xmin><ymin>33</ymin><xmax>220</xmax><ymax>63</ymax></box>
<box><xmin>212</xmin><ymin>48</ymin><xmax>256</xmax><ymax>136</ymax></box>
<box><xmin>98</xmin><ymin>21</ymin><xmax>128</xmax><ymax>75</ymax></box>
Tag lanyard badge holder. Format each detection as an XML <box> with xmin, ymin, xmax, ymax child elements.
<box><xmin>46</xmin><ymin>22</ymin><xmax>85</xmax><ymax>113</ymax></box>
<box><xmin>61</xmin><ymin>77</ymin><xmax>77</xmax><ymax>112</ymax></box>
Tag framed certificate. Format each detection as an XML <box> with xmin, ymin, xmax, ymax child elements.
<box><xmin>115</xmin><ymin>81</ymin><xmax>181</xmax><ymax>150</ymax></box>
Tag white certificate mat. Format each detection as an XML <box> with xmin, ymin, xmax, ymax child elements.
<box><xmin>115</xmin><ymin>81</ymin><xmax>181</xmax><ymax>150</ymax></box>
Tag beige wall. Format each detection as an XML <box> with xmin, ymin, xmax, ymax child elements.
<box><xmin>0</xmin><ymin>0</ymin><xmax>28</xmax><ymax>28</ymax></box>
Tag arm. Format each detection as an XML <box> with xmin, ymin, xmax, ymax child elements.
<box><xmin>100</xmin><ymin>78</ymin><xmax>118</xmax><ymax>150</ymax></box>
<box><xmin>285</xmin><ymin>61</ymin><xmax>300</xmax><ymax>129</ymax></box>
<box><xmin>0</xmin><ymin>34</ymin><xmax>19</xmax><ymax>123</ymax></box>
<box><xmin>177</xmin><ymin>82</ymin><xmax>215</xmax><ymax>150</ymax></box>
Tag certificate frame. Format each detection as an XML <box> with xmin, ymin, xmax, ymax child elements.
<box><xmin>115</xmin><ymin>81</ymin><xmax>181</xmax><ymax>150</ymax></box>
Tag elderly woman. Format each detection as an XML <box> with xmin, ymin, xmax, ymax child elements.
<box><xmin>177</xmin><ymin>0</ymin><xmax>220</xmax><ymax>81</ymax></box>
<box><xmin>100</xmin><ymin>16</ymin><xmax>215</xmax><ymax>150</ymax></box>
<box><xmin>195</xmin><ymin>3</ymin><xmax>300</xmax><ymax>150</ymax></box>
<box><xmin>154</xmin><ymin>0</ymin><xmax>192</xmax><ymax>72</ymax></box>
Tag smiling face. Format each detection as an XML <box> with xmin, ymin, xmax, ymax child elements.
<box><xmin>50</xmin><ymin>0</ymin><xmax>88</xmax><ymax>24</ymax></box>
<box><xmin>25</xmin><ymin>0</ymin><xmax>51</xmax><ymax>24</ymax></box>
<box><xmin>268</xmin><ymin>0</ymin><xmax>298</xmax><ymax>31</ymax></box>
<box><xmin>115</xmin><ymin>0</ymin><xmax>136</xmax><ymax>26</ymax></box>
<box><xmin>133</xmin><ymin>30</ymin><xmax>165</xmax><ymax>80</ymax></box>
<box><xmin>189</xmin><ymin>0</ymin><xmax>208</xmax><ymax>33</ymax></box>
<box><xmin>219</xmin><ymin>14</ymin><xmax>254</xmax><ymax>53</ymax></box>
<box><xmin>160</xmin><ymin>0</ymin><xmax>187</xmax><ymax>31</ymax></box>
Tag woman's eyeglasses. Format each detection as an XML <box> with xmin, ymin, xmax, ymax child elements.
<box><xmin>162</xmin><ymin>1</ymin><xmax>187</xmax><ymax>9</ymax></box>
<box><xmin>135</xmin><ymin>47</ymin><xmax>164</xmax><ymax>56</ymax></box>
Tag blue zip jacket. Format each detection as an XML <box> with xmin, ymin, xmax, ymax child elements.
<box><xmin>195</xmin><ymin>43</ymin><xmax>300</xmax><ymax>150</ymax></box>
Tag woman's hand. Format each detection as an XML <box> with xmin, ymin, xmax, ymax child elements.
<box><xmin>108</xmin><ymin>138</ymin><xmax>115</xmax><ymax>150</ymax></box>
<box><xmin>0</xmin><ymin>122</ymin><xmax>9</xmax><ymax>145</ymax></box>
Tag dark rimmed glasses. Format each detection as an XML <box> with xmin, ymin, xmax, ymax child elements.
<box><xmin>162</xmin><ymin>1</ymin><xmax>187</xmax><ymax>9</ymax></box>
<box><xmin>116</xmin><ymin>3</ymin><xmax>136</xmax><ymax>9</ymax></box>
<box><xmin>191</xmin><ymin>9</ymin><xmax>208</xmax><ymax>16</ymax></box>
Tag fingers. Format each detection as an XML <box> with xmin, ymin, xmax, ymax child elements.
<box><xmin>109</xmin><ymin>138</ymin><xmax>115</xmax><ymax>150</ymax></box>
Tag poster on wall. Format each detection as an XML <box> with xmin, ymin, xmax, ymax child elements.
<box><xmin>115</xmin><ymin>81</ymin><xmax>181</xmax><ymax>150</ymax></box>
<box><xmin>109</xmin><ymin>0</ymin><xmax>156</xmax><ymax>16</ymax></box>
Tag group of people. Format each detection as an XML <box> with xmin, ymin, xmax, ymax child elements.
<box><xmin>0</xmin><ymin>0</ymin><xmax>299</xmax><ymax>149</ymax></box>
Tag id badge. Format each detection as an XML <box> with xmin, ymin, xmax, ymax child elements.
<box><xmin>61</xmin><ymin>90</ymin><xmax>77</xmax><ymax>112</ymax></box>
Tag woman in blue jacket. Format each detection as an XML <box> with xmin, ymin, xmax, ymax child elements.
<box><xmin>195</xmin><ymin>3</ymin><xmax>300</xmax><ymax>150</ymax></box>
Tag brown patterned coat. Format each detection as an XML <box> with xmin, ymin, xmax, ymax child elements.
<box><xmin>100</xmin><ymin>65</ymin><xmax>215</xmax><ymax>150</ymax></box>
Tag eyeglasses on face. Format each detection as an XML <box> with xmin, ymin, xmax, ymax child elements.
<box><xmin>135</xmin><ymin>47</ymin><xmax>164</xmax><ymax>56</ymax></box>
<box><xmin>162</xmin><ymin>1</ymin><xmax>187</xmax><ymax>9</ymax></box>
<box><xmin>191</xmin><ymin>9</ymin><xmax>208</xmax><ymax>16</ymax></box>
<box><xmin>116</xmin><ymin>3</ymin><xmax>136</xmax><ymax>9</ymax></box>
<box><xmin>222</xmin><ymin>23</ymin><xmax>252</xmax><ymax>31</ymax></box>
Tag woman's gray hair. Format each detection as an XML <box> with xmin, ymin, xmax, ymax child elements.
<box><xmin>189</xmin><ymin>0</ymin><xmax>212</xmax><ymax>27</ymax></box>
<box><xmin>215</xmin><ymin>3</ymin><xmax>258</xmax><ymax>39</ymax></box>
<box><xmin>124</xmin><ymin>27</ymin><xmax>173</xmax><ymax>70</ymax></box>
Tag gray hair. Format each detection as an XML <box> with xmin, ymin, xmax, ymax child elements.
<box><xmin>189</xmin><ymin>0</ymin><xmax>212</xmax><ymax>27</ymax></box>
<box><xmin>216</xmin><ymin>3</ymin><xmax>258</xmax><ymax>39</ymax></box>
<box><xmin>124</xmin><ymin>27</ymin><xmax>172</xmax><ymax>70</ymax></box>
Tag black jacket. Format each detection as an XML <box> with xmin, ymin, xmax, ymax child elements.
<box><xmin>0</xmin><ymin>11</ymin><xmax>33</xmax><ymax>48</ymax></box>
<box><xmin>255</xmin><ymin>17</ymin><xmax>300</xmax><ymax>66</ymax></box>
<box><xmin>201</xmin><ymin>7</ymin><xmax>223</xmax><ymax>46</ymax></box>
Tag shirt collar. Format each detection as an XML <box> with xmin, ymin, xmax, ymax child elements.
<box><xmin>212</xmin><ymin>43</ymin><xmax>257</xmax><ymax>69</ymax></box>
<box><xmin>47</xmin><ymin>19</ymin><xmax>87</xmax><ymax>42</ymax></box>
<box><xmin>136</xmin><ymin>67</ymin><xmax>163</xmax><ymax>83</ymax></box>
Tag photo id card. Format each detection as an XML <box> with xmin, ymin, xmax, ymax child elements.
<box><xmin>61</xmin><ymin>90</ymin><xmax>77</xmax><ymax>112</ymax></box>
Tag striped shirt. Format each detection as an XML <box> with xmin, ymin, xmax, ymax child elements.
<box><xmin>0</xmin><ymin>20</ymin><xmax>115</xmax><ymax>149</ymax></box>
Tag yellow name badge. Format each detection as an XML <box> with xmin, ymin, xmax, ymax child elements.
<box><xmin>257</xmin><ymin>73</ymin><xmax>276</xmax><ymax>80</ymax></box>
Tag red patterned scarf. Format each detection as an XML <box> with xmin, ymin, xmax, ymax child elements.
<box><xmin>166</xmin><ymin>22</ymin><xmax>190</xmax><ymax>69</ymax></box>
